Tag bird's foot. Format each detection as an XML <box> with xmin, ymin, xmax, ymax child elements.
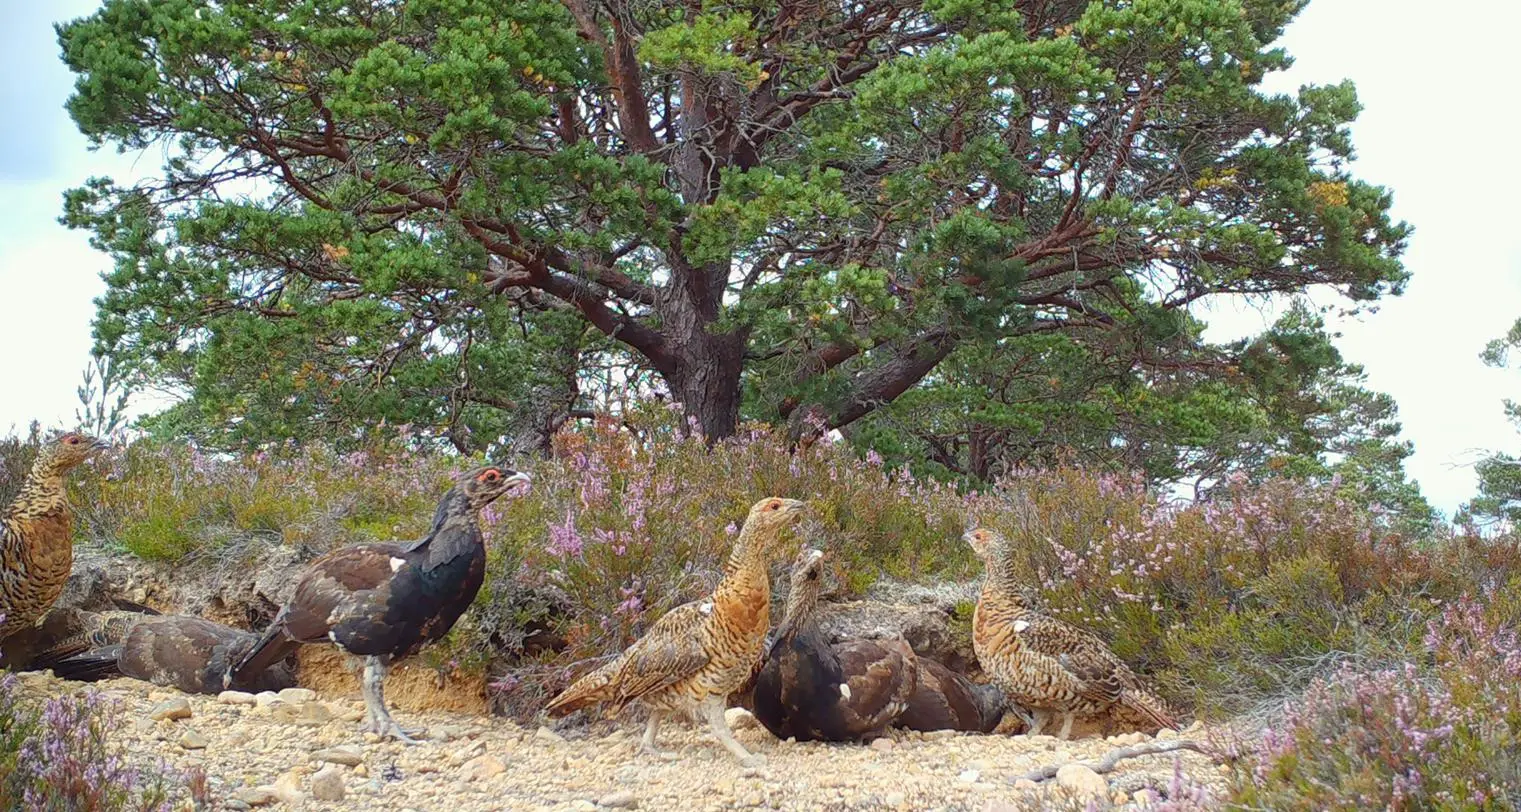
<box><xmin>366</xmin><ymin>718</ymin><xmax>424</xmax><ymax>745</ymax></box>
<box><xmin>639</xmin><ymin>743</ymin><xmax>679</xmax><ymax>761</ymax></box>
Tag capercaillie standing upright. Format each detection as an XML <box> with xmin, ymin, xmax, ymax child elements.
<box><xmin>545</xmin><ymin>497</ymin><xmax>807</xmax><ymax>767</ymax></box>
<box><xmin>225</xmin><ymin>464</ymin><xmax>531</xmax><ymax>742</ymax></box>
<box><xmin>0</xmin><ymin>432</ymin><xmax>105</xmax><ymax>641</ymax></box>
<box><xmin>965</xmin><ymin>528</ymin><xmax>1176</xmax><ymax>739</ymax></box>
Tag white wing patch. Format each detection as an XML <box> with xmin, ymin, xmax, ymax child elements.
<box><xmin>839</xmin><ymin>683</ymin><xmax>852</xmax><ymax>700</ymax></box>
<box><xmin>389</xmin><ymin>557</ymin><xmax>406</xmax><ymax>572</ymax></box>
<box><xmin>698</xmin><ymin>601</ymin><xmax>714</xmax><ymax>615</ymax></box>
<box><xmin>1012</xmin><ymin>620</ymin><xmax>1030</xmax><ymax>633</ymax></box>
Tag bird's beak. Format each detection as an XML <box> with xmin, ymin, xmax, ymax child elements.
<box><xmin>503</xmin><ymin>471</ymin><xmax>533</xmax><ymax>494</ymax></box>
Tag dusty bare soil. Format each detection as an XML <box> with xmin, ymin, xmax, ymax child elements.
<box><xmin>14</xmin><ymin>669</ymin><xmax>1227</xmax><ymax>811</ymax></box>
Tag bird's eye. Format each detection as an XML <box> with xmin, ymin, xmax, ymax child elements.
<box><xmin>65</xmin><ymin>436</ymin><xmax>79</xmax><ymax>445</ymax></box>
<box><xmin>764</xmin><ymin>500</ymin><xmax>779</xmax><ymax>512</ymax></box>
<box><xmin>480</xmin><ymin>470</ymin><xmax>501</xmax><ymax>483</ymax></box>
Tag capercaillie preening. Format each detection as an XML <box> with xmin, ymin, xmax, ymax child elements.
<box><xmin>545</xmin><ymin>497</ymin><xmax>807</xmax><ymax>767</ymax></box>
<box><xmin>0</xmin><ymin>432</ymin><xmax>106</xmax><ymax>641</ymax></box>
<box><xmin>964</xmin><ymin>528</ymin><xmax>1176</xmax><ymax>739</ymax></box>
<box><xmin>225</xmin><ymin>464</ymin><xmax>531</xmax><ymax>742</ymax></box>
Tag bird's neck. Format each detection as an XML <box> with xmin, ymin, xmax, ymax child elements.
<box><xmin>980</xmin><ymin>554</ymin><xmax>1024</xmax><ymax>601</ymax></box>
<box><xmin>776</xmin><ymin>585</ymin><xmax>820</xmax><ymax>643</ymax></box>
<box><xmin>5</xmin><ymin>461</ymin><xmax>67</xmax><ymax>525</ymax></box>
<box><xmin>411</xmin><ymin>491</ymin><xmax>482</xmax><ymax>564</ymax></box>
<box><xmin>714</xmin><ymin>525</ymin><xmax>775</xmax><ymax>601</ymax></box>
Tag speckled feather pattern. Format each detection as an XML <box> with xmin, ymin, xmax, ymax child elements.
<box><xmin>970</xmin><ymin>531</ymin><xmax>1176</xmax><ymax>734</ymax></box>
<box><xmin>0</xmin><ymin>443</ymin><xmax>92</xmax><ymax>640</ymax></box>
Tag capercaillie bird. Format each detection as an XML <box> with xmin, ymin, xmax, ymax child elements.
<box><xmin>964</xmin><ymin>528</ymin><xmax>1176</xmax><ymax>739</ymax></box>
<box><xmin>48</xmin><ymin>611</ymin><xmax>296</xmax><ymax>694</ymax></box>
<box><xmin>752</xmin><ymin>548</ymin><xmax>918</xmax><ymax>743</ymax></box>
<box><xmin>896</xmin><ymin>654</ymin><xmax>1009</xmax><ymax>734</ymax></box>
<box><xmin>225</xmin><ymin>464</ymin><xmax>531</xmax><ymax>742</ymax></box>
<box><xmin>544</xmin><ymin>497</ymin><xmax>807</xmax><ymax>767</ymax></box>
<box><xmin>0</xmin><ymin>432</ymin><xmax>105</xmax><ymax>641</ymax></box>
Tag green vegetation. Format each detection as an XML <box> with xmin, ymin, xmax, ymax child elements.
<box><xmin>58</xmin><ymin>0</ymin><xmax>1409</xmax><ymax>461</ymax></box>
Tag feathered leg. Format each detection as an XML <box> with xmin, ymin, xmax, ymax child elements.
<box><xmin>1028</xmin><ymin>709</ymin><xmax>1049</xmax><ymax>736</ymax></box>
<box><xmin>639</xmin><ymin>710</ymin><xmax>677</xmax><ymax>760</ymax></box>
<box><xmin>362</xmin><ymin>656</ymin><xmax>420</xmax><ymax>744</ymax></box>
<box><xmin>1057</xmin><ymin>711</ymin><xmax>1075</xmax><ymax>740</ymax></box>
<box><xmin>702</xmin><ymin>696</ymin><xmax>762</xmax><ymax>767</ymax></box>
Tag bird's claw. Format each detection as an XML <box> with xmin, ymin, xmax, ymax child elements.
<box><xmin>639</xmin><ymin>744</ymin><xmax>679</xmax><ymax>761</ymax></box>
<box><xmin>366</xmin><ymin>719</ymin><xmax>423</xmax><ymax>744</ymax></box>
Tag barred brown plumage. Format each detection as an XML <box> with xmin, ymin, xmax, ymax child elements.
<box><xmin>545</xmin><ymin>497</ymin><xmax>807</xmax><ymax>766</ymax></box>
<box><xmin>965</xmin><ymin>528</ymin><xmax>1177</xmax><ymax>739</ymax></box>
<box><xmin>0</xmin><ymin>433</ymin><xmax>105</xmax><ymax>641</ymax></box>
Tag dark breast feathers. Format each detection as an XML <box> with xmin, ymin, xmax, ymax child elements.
<box><xmin>752</xmin><ymin>627</ymin><xmax>917</xmax><ymax>742</ymax></box>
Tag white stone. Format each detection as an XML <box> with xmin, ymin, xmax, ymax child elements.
<box><xmin>278</xmin><ymin>687</ymin><xmax>318</xmax><ymax>704</ymax></box>
<box><xmin>148</xmin><ymin>698</ymin><xmax>192</xmax><ymax>722</ymax></box>
<box><xmin>1055</xmin><ymin>763</ymin><xmax>1108</xmax><ymax>799</ymax></box>
<box><xmin>459</xmin><ymin>754</ymin><xmax>507</xmax><ymax>782</ymax></box>
<box><xmin>724</xmin><ymin>707</ymin><xmax>757</xmax><ymax>730</ymax></box>
<box><xmin>312</xmin><ymin>745</ymin><xmax>363</xmax><ymax>767</ymax></box>
<box><xmin>310</xmin><ymin>765</ymin><xmax>345</xmax><ymax>802</ymax></box>
<box><xmin>217</xmin><ymin>690</ymin><xmax>257</xmax><ymax>706</ymax></box>
<box><xmin>535</xmin><ymin>725</ymin><xmax>566</xmax><ymax>744</ymax></box>
<box><xmin>598</xmin><ymin>790</ymin><xmax>638</xmax><ymax>808</ymax></box>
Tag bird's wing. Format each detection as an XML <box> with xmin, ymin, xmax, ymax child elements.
<box><xmin>1014</xmin><ymin>613</ymin><xmax>1135</xmax><ymax>686</ymax></box>
<box><xmin>833</xmin><ymin>639</ymin><xmax>917</xmax><ymax>735</ymax></box>
<box><xmin>605</xmin><ymin>601</ymin><xmax>713</xmax><ymax>703</ymax></box>
<box><xmin>278</xmin><ymin>543</ymin><xmax>407</xmax><ymax>641</ymax></box>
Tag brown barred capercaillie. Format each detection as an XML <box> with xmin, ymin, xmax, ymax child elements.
<box><xmin>965</xmin><ymin>528</ymin><xmax>1177</xmax><ymax>739</ymax></box>
<box><xmin>545</xmin><ymin>497</ymin><xmax>807</xmax><ymax>767</ymax></box>
<box><xmin>0</xmin><ymin>433</ymin><xmax>104</xmax><ymax>641</ymax></box>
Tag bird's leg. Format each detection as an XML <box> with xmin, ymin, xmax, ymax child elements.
<box><xmin>638</xmin><ymin>710</ymin><xmax>678</xmax><ymax>761</ymax></box>
<box><xmin>1026</xmin><ymin>709</ymin><xmax>1048</xmax><ymax>737</ymax></box>
<box><xmin>702</xmin><ymin>696</ymin><xmax>763</xmax><ymax>768</ymax></box>
<box><xmin>361</xmin><ymin>656</ymin><xmax>421</xmax><ymax>745</ymax></box>
<box><xmin>1056</xmin><ymin>711</ymin><xmax>1075</xmax><ymax>741</ymax></box>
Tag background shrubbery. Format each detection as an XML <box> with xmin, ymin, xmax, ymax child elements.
<box><xmin>6</xmin><ymin>411</ymin><xmax>1521</xmax><ymax>807</ymax></box>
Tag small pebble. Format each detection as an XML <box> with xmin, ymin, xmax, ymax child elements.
<box><xmin>148</xmin><ymin>698</ymin><xmax>191</xmax><ymax>722</ymax></box>
<box><xmin>598</xmin><ymin>789</ymin><xmax>638</xmax><ymax>808</ymax></box>
<box><xmin>217</xmin><ymin>691</ymin><xmax>257</xmax><ymax>706</ymax></box>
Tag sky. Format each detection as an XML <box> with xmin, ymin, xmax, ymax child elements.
<box><xmin>1</xmin><ymin>0</ymin><xmax>1517</xmax><ymax>516</ymax></box>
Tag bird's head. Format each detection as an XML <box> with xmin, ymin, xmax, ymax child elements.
<box><xmin>961</xmin><ymin>527</ymin><xmax>1004</xmax><ymax>561</ymax></box>
<box><xmin>789</xmin><ymin>547</ymin><xmax>828</xmax><ymax>594</ymax></box>
<box><xmin>742</xmin><ymin>496</ymin><xmax>808</xmax><ymax>552</ymax></box>
<box><xmin>38</xmin><ymin>432</ymin><xmax>107</xmax><ymax>473</ymax></box>
<box><xmin>458</xmin><ymin>464</ymin><xmax>533</xmax><ymax>510</ymax></box>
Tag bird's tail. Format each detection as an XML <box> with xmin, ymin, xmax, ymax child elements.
<box><xmin>544</xmin><ymin>661</ymin><xmax>619</xmax><ymax>717</ymax></box>
<box><xmin>1117</xmin><ymin>688</ymin><xmax>1178</xmax><ymax>733</ymax></box>
<box><xmin>225</xmin><ymin>621</ymin><xmax>299</xmax><ymax>689</ymax></box>
<box><xmin>50</xmin><ymin>646</ymin><xmax>125</xmax><ymax>683</ymax></box>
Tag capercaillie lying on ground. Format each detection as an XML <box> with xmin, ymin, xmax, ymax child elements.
<box><xmin>752</xmin><ymin>548</ymin><xmax>918</xmax><ymax>742</ymax></box>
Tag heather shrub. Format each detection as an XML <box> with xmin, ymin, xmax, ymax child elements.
<box><xmin>0</xmin><ymin>674</ymin><xmax>182</xmax><ymax>811</ymax></box>
<box><xmin>1231</xmin><ymin>591</ymin><xmax>1521</xmax><ymax>809</ymax></box>
<box><xmin>967</xmin><ymin>471</ymin><xmax>1438</xmax><ymax>715</ymax></box>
